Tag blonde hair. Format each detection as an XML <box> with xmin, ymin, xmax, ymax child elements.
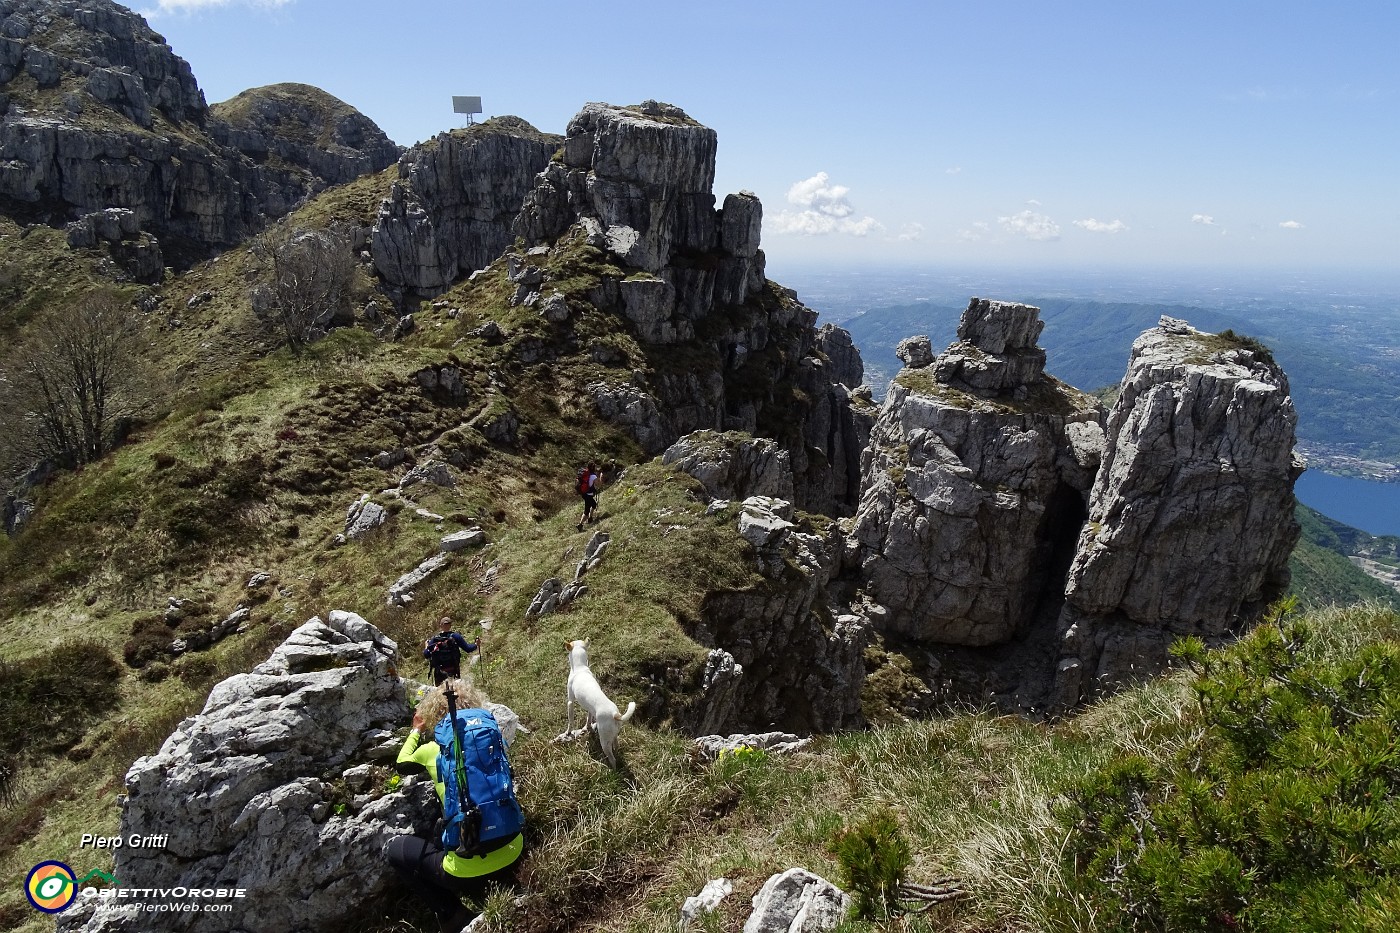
<box><xmin>415</xmin><ymin>677</ymin><xmax>487</xmax><ymax>727</ymax></box>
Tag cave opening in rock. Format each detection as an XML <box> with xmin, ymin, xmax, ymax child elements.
<box><xmin>1035</xmin><ymin>480</ymin><xmax>1090</xmax><ymax>617</ymax></box>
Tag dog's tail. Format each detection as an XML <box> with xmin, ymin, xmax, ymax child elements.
<box><xmin>615</xmin><ymin>702</ymin><xmax>636</xmax><ymax>723</ymax></box>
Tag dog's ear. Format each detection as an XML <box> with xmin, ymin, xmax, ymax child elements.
<box><xmin>581</xmin><ymin>638</ymin><xmax>589</xmax><ymax>649</ymax></box>
<box><xmin>564</xmin><ymin>639</ymin><xmax>574</xmax><ymax>652</ymax></box>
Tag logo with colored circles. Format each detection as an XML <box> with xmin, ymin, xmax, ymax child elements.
<box><xmin>25</xmin><ymin>861</ymin><xmax>76</xmax><ymax>913</ymax></box>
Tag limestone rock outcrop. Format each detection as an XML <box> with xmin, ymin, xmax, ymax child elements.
<box><xmin>513</xmin><ymin>100</ymin><xmax>764</xmax><ymax>340</ymax></box>
<box><xmin>743</xmin><ymin>868</ymin><xmax>850</xmax><ymax>933</ymax></box>
<box><xmin>496</xmin><ymin>101</ymin><xmax>871</xmax><ymax>514</ymax></box>
<box><xmin>849</xmin><ymin>299</ymin><xmax>1104</xmax><ymax>647</ymax></box>
<box><xmin>685</xmin><ymin>502</ymin><xmax>869</xmax><ymax>734</ymax></box>
<box><xmin>66</xmin><ymin>611</ymin><xmax>435</xmax><ymax>933</ymax></box>
<box><xmin>1051</xmin><ymin>317</ymin><xmax>1301</xmax><ymax>706</ymax></box>
<box><xmin>371</xmin><ymin>117</ymin><xmax>561</xmax><ymax>294</ymax></box>
<box><xmin>840</xmin><ymin>306</ymin><xmax>1300</xmax><ymax>714</ymax></box>
<box><xmin>0</xmin><ymin>1</ymin><xmax>398</xmax><ymax>263</ymax></box>
<box><xmin>662</xmin><ymin>430</ymin><xmax>795</xmax><ymax>503</ymax></box>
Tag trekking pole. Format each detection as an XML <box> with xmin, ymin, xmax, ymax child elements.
<box><xmin>442</xmin><ymin>681</ymin><xmax>480</xmax><ymax>854</ymax></box>
<box><xmin>474</xmin><ymin>619</ymin><xmax>493</xmax><ymax>689</ymax></box>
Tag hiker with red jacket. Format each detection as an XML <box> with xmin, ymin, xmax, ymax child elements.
<box><xmin>575</xmin><ymin>460</ymin><xmax>603</xmax><ymax>531</ymax></box>
<box><xmin>423</xmin><ymin>617</ymin><xmax>478</xmax><ymax>686</ymax></box>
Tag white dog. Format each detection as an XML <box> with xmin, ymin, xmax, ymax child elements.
<box><xmin>565</xmin><ymin>639</ymin><xmax>635</xmax><ymax>767</ymax></box>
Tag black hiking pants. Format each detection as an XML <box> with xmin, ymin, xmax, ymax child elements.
<box><xmin>430</xmin><ymin>664</ymin><xmax>460</xmax><ymax>686</ymax></box>
<box><xmin>384</xmin><ymin>834</ymin><xmax>513</xmax><ymax>921</ymax></box>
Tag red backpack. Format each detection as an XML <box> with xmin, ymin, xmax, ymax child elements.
<box><xmin>576</xmin><ymin>468</ymin><xmax>594</xmax><ymax>494</ymax></box>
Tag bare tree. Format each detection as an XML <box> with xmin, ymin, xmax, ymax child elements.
<box><xmin>0</xmin><ymin>289</ymin><xmax>153</xmax><ymax>474</ymax></box>
<box><xmin>248</xmin><ymin>222</ymin><xmax>357</xmax><ymax>353</ymax></box>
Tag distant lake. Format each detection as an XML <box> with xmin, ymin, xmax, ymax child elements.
<box><xmin>1295</xmin><ymin>471</ymin><xmax>1400</xmax><ymax>538</ymax></box>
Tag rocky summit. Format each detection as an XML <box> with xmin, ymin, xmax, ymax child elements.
<box><xmin>849</xmin><ymin>299</ymin><xmax>1103</xmax><ymax>649</ymax></box>
<box><xmin>1051</xmin><ymin>317</ymin><xmax>1301</xmax><ymax>706</ymax></box>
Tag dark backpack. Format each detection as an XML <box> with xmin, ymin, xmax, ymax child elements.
<box><xmin>433</xmin><ymin>708</ymin><xmax>525</xmax><ymax>855</ymax></box>
<box><xmin>425</xmin><ymin>633</ymin><xmax>461</xmax><ymax>671</ymax></box>
<box><xmin>576</xmin><ymin>468</ymin><xmax>594</xmax><ymax>495</ymax></box>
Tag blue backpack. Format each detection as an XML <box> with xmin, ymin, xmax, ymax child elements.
<box><xmin>433</xmin><ymin>708</ymin><xmax>524</xmax><ymax>856</ymax></box>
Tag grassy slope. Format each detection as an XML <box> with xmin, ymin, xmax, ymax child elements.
<box><xmin>1290</xmin><ymin>504</ymin><xmax>1400</xmax><ymax>610</ymax></box>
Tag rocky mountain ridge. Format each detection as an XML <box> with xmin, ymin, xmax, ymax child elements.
<box><xmin>0</xmin><ymin>0</ymin><xmax>400</xmax><ymax>269</ymax></box>
<box><xmin>0</xmin><ymin>7</ymin><xmax>1306</xmax><ymax>928</ymax></box>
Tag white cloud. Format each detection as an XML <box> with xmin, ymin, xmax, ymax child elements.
<box><xmin>957</xmin><ymin>222</ymin><xmax>990</xmax><ymax>242</ymax></box>
<box><xmin>1192</xmin><ymin>213</ymin><xmax>1216</xmax><ymax>225</ymax></box>
<box><xmin>144</xmin><ymin>0</ymin><xmax>292</xmax><ymax>14</ymax></box>
<box><xmin>998</xmin><ymin>210</ymin><xmax>1060</xmax><ymax>241</ymax></box>
<box><xmin>1279</xmin><ymin>220</ymin><xmax>1305</xmax><ymax>229</ymax></box>
<box><xmin>1073</xmin><ymin>218</ymin><xmax>1128</xmax><ymax>234</ymax></box>
<box><xmin>785</xmin><ymin>172</ymin><xmax>854</xmax><ymax>217</ymax></box>
<box><xmin>1026</xmin><ymin>199</ymin><xmax>1042</xmax><ymax>207</ymax></box>
<box><xmin>771</xmin><ymin>172</ymin><xmax>882</xmax><ymax>237</ymax></box>
<box><xmin>945</xmin><ymin>167</ymin><xmax>962</xmax><ymax>175</ymax></box>
<box><xmin>892</xmin><ymin>223</ymin><xmax>924</xmax><ymax>242</ymax></box>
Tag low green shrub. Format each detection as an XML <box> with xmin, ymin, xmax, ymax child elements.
<box><xmin>1064</xmin><ymin>602</ymin><xmax>1400</xmax><ymax>929</ymax></box>
<box><xmin>123</xmin><ymin>615</ymin><xmax>173</xmax><ymax>668</ymax></box>
<box><xmin>831</xmin><ymin>805</ymin><xmax>911</xmax><ymax>920</ymax></box>
<box><xmin>0</xmin><ymin>639</ymin><xmax>123</xmax><ymax>757</ymax></box>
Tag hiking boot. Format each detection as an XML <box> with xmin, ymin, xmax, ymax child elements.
<box><xmin>438</xmin><ymin>904</ymin><xmax>476</xmax><ymax>933</ymax></box>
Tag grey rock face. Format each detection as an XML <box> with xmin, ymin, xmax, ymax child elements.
<box><xmin>932</xmin><ymin>298</ymin><xmax>1048</xmax><ymax>392</ymax></box>
<box><xmin>513</xmin><ymin>100</ymin><xmax>763</xmax><ymax>321</ymax></box>
<box><xmin>345</xmin><ymin>494</ymin><xmax>387</xmax><ymax>539</ymax></box>
<box><xmin>398</xmin><ymin>459</ymin><xmax>455</xmax><ymax>489</ymax></box>
<box><xmin>526</xmin><ymin>577</ymin><xmax>563</xmax><ymax>618</ymax></box>
<box><xmin>207</xmin><ymin>82</ymin><xmax>401</xmax><ymax>197</ymax></box>
<box><xmin>371</xmin><ymin>117</ymin><xmax>561</xmax><ymax>294</ymax></box>
<box><xmin>574</xmin><ymin>530</ymin><xmax>609</xmax><ymax>580</ymax></box>
<box><xmin>386</xmin><ymin>552</ymin><xmax>449</xmax><ymax>607</ymax></box>
<box><xmin>494</xmin><ymin>100</ymin><xmax>870</xmax><ymax>516</ymax></box>
<box><xmin>895</xmin><ymin>335</ymin><xmax>934</xmax><ymax>368</ymax></box>
<box><xmin>72</xmin><ymin>611</ymin><xmax>431</xmax><ymax>933</ymax></box>
<box><xmin>1053</xmin><ymin>319</ymin><xmax>1301</xmax><ymax>706</ymax></box>
<box><xmin>688</xmin><ymin>516</ymin><xmax>869</xmax><ymax>734</ymax></box>
<box><xmin>663</xmin><ymin>430</ymin><xmax>795</xmax><ymax>502</ymax></box>
<box><xmin>516</xmin><ymin>101</ymin><xmax>716</xmax><ymax>271</ymax></box>
<box><xmin>816</xmin><ymin>322</ymin><xmax>864</xmax><ymax>388</ymax></box>
<box><xmin>588</xmin><ymin>379</ymin><xmax>670</xmax><ymax>455</ymax></box>
<box><xmin>440</xmin><ymin>527</ymin><xmax>487</xmax><ymax>552</ymax></box>
<box><xmin>737</xmin><ymin>495</ymin><xmax>796</xmax><ymax>554</ymax></box>
<box><xmin>720</xmin><ymin>190</ymin><xmax>762</xmax><ymax>257</ymax></box>
<box><xmin>850</xmin><ymin>300</ymin><xmax>1103</xmax><ymax>646</ymax></box>
<box><xmin>64</xmin><ymin>207</ymin><xmax>164</xmax><ymax>281</ymax></box>
<box><xmin>743</xmin><ymin>868</ymin><xmax>851</xmax><ymax>933</ymax></box>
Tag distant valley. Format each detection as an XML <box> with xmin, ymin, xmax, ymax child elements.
<box><xmin>780</xmin><ymin>266</ymin><xmax>1400</xmax><ymax>479</ymax></box>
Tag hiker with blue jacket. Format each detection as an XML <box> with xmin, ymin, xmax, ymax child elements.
<box><xmin>386</xmin><ymin>678</ymin><xmax>524</xmax><ymax>933</ymax></box>
<box><xmin>423</xmin><ymin>617</ymin><xmax>478</xmax><ymax>686</ymax></box>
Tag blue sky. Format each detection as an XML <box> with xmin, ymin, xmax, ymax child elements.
<box><xmin>140</xmin><ymin>0</ymin><xmax>1399</xmax><ymax>274</ymax></box>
